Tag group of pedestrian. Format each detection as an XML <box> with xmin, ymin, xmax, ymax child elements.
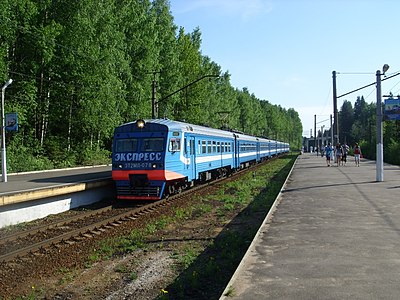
<box><xmin>324</xmin><ymin>142</ymin><xmax>361</xmax><ymax>167</ymax></box>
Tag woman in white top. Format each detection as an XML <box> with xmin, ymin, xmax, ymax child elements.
<box><xmin>353</xmin><ymin>143</ymin><xmax>362</xmax><ymax>166</ymax></box>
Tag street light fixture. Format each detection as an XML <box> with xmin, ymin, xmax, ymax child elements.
<box><xmin>1</xmin><ymin>78</ymin><xmax>13</xmax><ymax>182</ymax></box>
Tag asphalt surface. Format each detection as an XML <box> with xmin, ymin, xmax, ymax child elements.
<box><xmin>0</xmin><ymin>165</ymin><xmax>111</xmax><ymax>195</ymax></box>
<box><xmin>221</xmin><ymin>152</ymin><xmax>400</xmax><ymax>300</ymax></box>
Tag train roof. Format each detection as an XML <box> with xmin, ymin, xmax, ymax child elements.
<box><xmin>119</xmin><ymin>119</ymin><xmax>281</xmax><ymax>143</ymax></box>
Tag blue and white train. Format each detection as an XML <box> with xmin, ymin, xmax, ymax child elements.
<box><xmin>112</xmin><ymin>119</ymin><xmax>289</xmax><ymax>200</ymax></box>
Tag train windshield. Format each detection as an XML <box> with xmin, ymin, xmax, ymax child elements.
<box><xmin>140</xmin><ymin>138</ymin><xmax>165</xmax><ymax>152</ymax></box>
<box><xmin>116</xmin><ymin>138</ymin><xmax>138</xmax><ymax>152</ymax></box>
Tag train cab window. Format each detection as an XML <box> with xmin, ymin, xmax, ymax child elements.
<box><xmin>116</xmin><ymin>138</ymin><xmax>137</xmax><ymax>152</ymax></box>
<box><xmin>141</xmin><ymin>138</ymin><xmax>164</xmax><ymax>152</ymax></box>
<box><xmin>169</xmin><ymin>138</ymin><xmax>181</xmax><ymax>152</ymax></box>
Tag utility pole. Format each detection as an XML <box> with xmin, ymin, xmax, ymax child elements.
<box><xmin>1</xmin><ymin>79</ymin><xmax>13</xmax><ymax>182</ymax></box>
<box><xmin>376</xmin><ymin>69</ymin><xmax>384</xmax><ymax>182</ymax></box>
<box><xmin>330</xmin><ymin>114</ymin><xmax>333</xmax><ymax>145</ymax></box>
<box><xmin>150</xmin><ymin>71</ymin><xmax>160</xmax><ymax>119</ymax></box>
<box><xmin>314</xmin><ymin>114</ymin><xmax>317</xmax><ymax>154</ymax></box>
<box><xmin>332</xmin><ymin>71</ymin><xmax>339</xmax><ymax>145</ymax></box>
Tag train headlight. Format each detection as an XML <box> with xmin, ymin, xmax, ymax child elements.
<box><xmin>137</xmin><ymin>119</ymin><xmax>145</xmax><ymax>128</ymax></box>
<box><xmin>152</xmin><ymin>163</ymin><xmax>157</xmax><ymax>169</ymax></box>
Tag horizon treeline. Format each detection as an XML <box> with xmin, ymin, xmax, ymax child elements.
<box><xmin>0</xmin><ymin>0</ymin><xmax>302</xmax><ymax>172</ymax></box>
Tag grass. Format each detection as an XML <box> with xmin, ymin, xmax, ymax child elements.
<box><xmin>82</xmin><ymin>154</ymin><xmax>296</xmax><ymax>299</ymax></box>
<box><xmin>157</xmin><ymin>155</ymin><xmax>297</xmax><ymax>299</ymax></box>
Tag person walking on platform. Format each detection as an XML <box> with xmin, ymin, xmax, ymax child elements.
<box><xmin>354</xmin><ymin>143</ymin><xmax>362</xmax><ymax>166</ymax></box>
<box><xmin>335</xmin><ymin>143</ymin><xmax>343</xmax><ymax>167</ymax></box>
<box><xmin>342</xmin><ymin>143</ymin><xmax>349</xmax><ymax>166</ymax></box>
<box><xmin>325</xmin><ymin>142</ymin><xmax>333</xmax><ymax>167</ymax></box>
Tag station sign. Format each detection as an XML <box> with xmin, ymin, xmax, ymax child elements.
<box><xmin>5</xmin><ymin>112</ymin><xmax>18</xmax><ymax>131</ymax></box>
<box><xmin>384</xmin><ymin>97</ymin><xmax>400</xmax><ymax>121</ymax></box>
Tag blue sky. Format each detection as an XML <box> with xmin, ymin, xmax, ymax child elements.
<box><xmin>169</xmin><ymin>0</ymin><xmax>400</xmax><ymax>137</ymax></box>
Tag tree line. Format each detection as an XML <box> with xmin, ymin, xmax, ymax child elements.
<box><xmin>321</xmin><ymin>96</ymin><xmax>400</xmax><ymax>165</ymax></box>
<box><xmin>0</xmin><ymin>0</ymin><xmax>302</xmax><ymax>172</ymax></box>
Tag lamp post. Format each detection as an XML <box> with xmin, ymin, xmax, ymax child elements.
<box><xmin>1</xmin><ymin>78</ymin><xmax>13</xmax><ymax>182</ymax></box>
<box><xmin>376</xmin><ymin>64</ymin><xmax>389</xmax><ymax>182</ymax></box>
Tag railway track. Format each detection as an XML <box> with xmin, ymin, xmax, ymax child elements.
<box><xmin>0</xmin><ymin>158</ymin><xmax>276</xmax><ymax>264</ymax></box>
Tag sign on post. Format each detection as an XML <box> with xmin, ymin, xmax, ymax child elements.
<box><xmin>5</xmin><ymin>112</ymin><xmax>18</xmax><ymax>131</ymax></box>
<box><xmin>384</xmin><ymin>97</ymin><xmax>400</xmax><ymax>121</ymax></box>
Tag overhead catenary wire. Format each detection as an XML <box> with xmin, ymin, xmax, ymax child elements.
<box><xmin>337</xmin><ymin>71</ymin><xmax>400</xmax><ymax>99</ymax></box>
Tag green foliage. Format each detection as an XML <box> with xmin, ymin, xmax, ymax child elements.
<box><xmin>7</xmin><ymin>136</ymin><xmax>54</xmax><ymax>172</ymax></box>
<box><xmin>2</xmin><ymin>0</ymin><xmax>302</xmax><ymax>173</ymax></box>
<box><xmin>172</xmin><ymin>244</ymin><xmax>200</xmax><ymax>270</ymax></box>
<box><xmin>386</xmin><ymin>138</ymin><xmax>400</xmax><ymax>165</ymax></box>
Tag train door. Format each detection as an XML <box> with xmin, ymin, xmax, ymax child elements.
<box><xmin>234</xmin><ymin>134</ymin><xmax>239</xmax><ymax>169</ymax></box>
<box><xmin>256</xmin><ymin>139</ymin><xmax>260</xmax><ymax>162</ymax></box>
<box><xmin>184</xmin><ymin>135</ymin><xmax>196</xmax><ymax>180</ymax></box>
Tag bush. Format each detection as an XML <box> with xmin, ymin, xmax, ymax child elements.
<box><xmin>76</xmin><ymin>145</ymin><xmax>111</xmax><ymax>166</ymax></box>
<box><xmin>385</xmin><ymin>138</ymin><xmax>400</xmax><ymax>165</ymax></box>
<box><xmin>7</xmin><ymin>144</ymin><xmax>54</xmax><ymax>172</ymax></box>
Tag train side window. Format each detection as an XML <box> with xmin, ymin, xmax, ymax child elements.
<box><xmin>212</xmin><ymin>141</ymin><xmax>216</xmax><ymax>153</ymax></box>
<box><xmin>207</xmin><ymin>141</ymin><xmax>211</xmax><ymax>153</ymax></box>
<box><xmin>169</xmin><ymin>138</ymin><xmax>181</xmax><ymax>152</ymax></box>
<box><xmin>202</xmin><ymin>140</ymin><xmax>207</xmax><ymax>154</ymax></box>
<box><xmin>217</xmin><ymin>142</ymin><xmax>220</xmax><ymax>153</ymax></box>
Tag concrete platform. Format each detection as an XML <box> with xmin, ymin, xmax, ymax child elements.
<box><xmin>221</xmin><ymin>153</ymin><xmax>400</xmax><ymax>300</ymax></box>
<box><xmin>0</xmin><ymin>165</ymin><xmax>111</xmax><ymax>206</ymax></box>
<box><xmin>0</xmin><ymin>166</ymin><xmax>113</xmax><ymax>228</ymax></box>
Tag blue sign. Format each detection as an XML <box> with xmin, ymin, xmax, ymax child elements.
<box><xmin>384</xmin><ymin>98</ymin><xmax>400</xmax><ymax>121</ymax></box>
<box><xmin>5</xmin><ymin>112</ymin><xmax>18</xmax><ymax>131</ymax></box>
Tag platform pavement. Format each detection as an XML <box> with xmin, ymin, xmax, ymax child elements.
<box><xmin>221</xmin><ymin>152</ymin><xmax>400</xmax><ymax>300</ymax></box>
<box><xmin>0</xmin><ymin>165</ymin><xmax>111</xmax><ymax>196</ymax></box>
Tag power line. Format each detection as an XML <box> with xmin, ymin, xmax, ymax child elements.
<box><xmin>337</xmin><ymin>72</ymin><xmax>374</xmax><ymax>75</ymax></box>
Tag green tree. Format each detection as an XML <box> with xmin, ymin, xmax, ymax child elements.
<box><xmin>339</xmin><ymin>100</ymin><xmax>354</xmax><ymax>145</ymax></box>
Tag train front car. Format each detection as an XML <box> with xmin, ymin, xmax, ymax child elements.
<box><xmin>112</xmin><ymin>119</ymin><xmax>185</xmax><ymax>200</ymax></box>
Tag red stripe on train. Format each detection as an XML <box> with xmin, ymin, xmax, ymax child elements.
<box><xmin>112</xmin><ymin>169</ymin><xmax>185</xmax><ymax>181</ymax></box>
